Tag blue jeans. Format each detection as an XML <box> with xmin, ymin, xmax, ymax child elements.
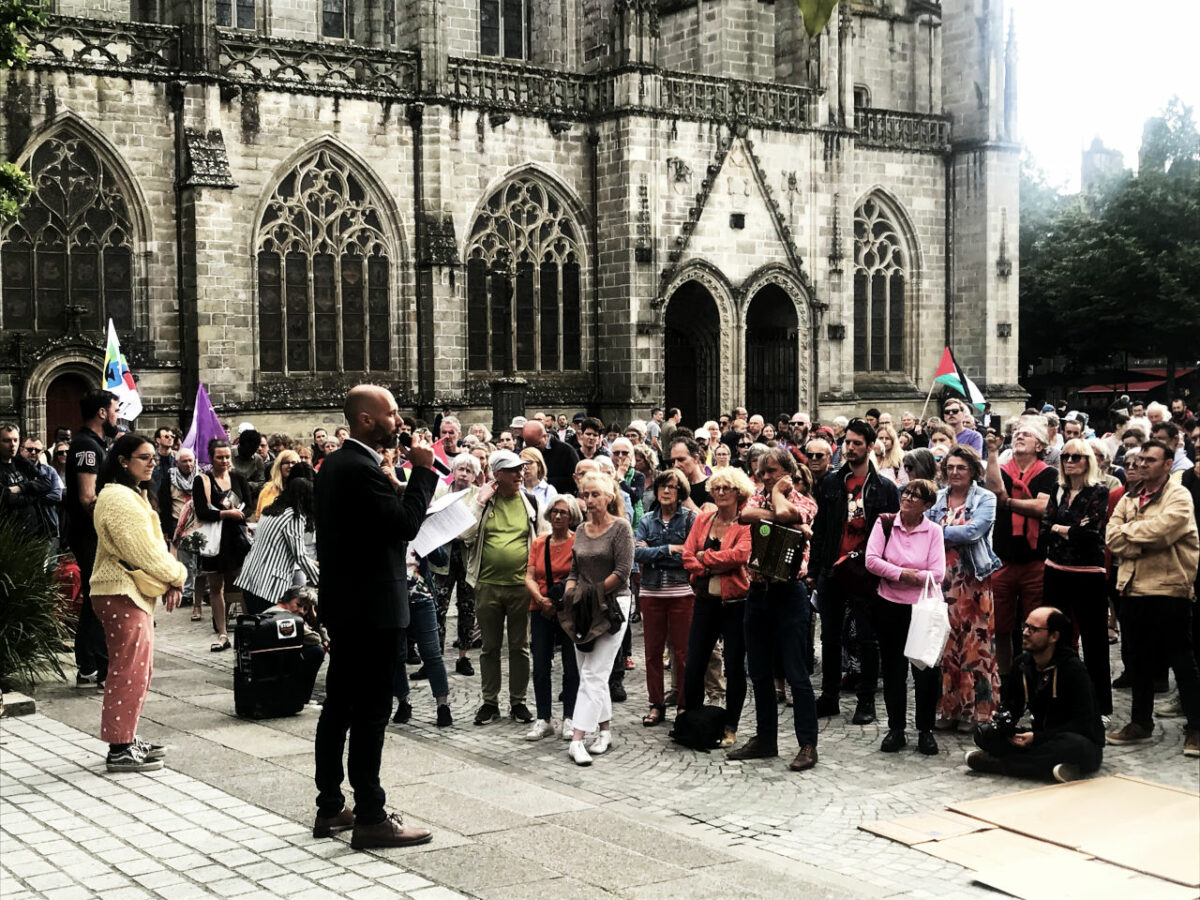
<box><xmin>530</xmin><ymin>610</ymin><xmax>580</xmax><ymax>721</ymax></box>
<box><xmin>746</xmin><ymin>580</ymin><xmax>818</xmax><ymax>747</ymax></box>
<box><xmin>393</xmin><ymin>592</ymin><xmax>450</xmax><ymax>699</ymax></box>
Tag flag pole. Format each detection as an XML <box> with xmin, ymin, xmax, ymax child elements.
<box><xmin>918</xmin><ymin>380</ymin><xmax>937</xmax><ymax>423</ymax></box>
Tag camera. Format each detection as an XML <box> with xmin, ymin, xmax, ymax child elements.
<box><xmin>975</xmin><ymin>709</ymin><xmax>1018</xmax><ymax>741</ymax></box>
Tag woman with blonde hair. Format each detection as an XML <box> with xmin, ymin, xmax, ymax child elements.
<box><xmin>254</xmin><ymin>448</ymin><xmax>300</xmax><ymax>520</ymax></box>
<box><xmin>564</xmin><ymin>472</ymin><xmax>634</xmax><ymax>765</ymax></box>
<box><xmin>519</xmin><ymin>445</ymin><xmax>558</xmax><ymax>508</ymax></box>
<box><xmin>1041</xmin><ymin>437</ymin><xmax>1113</xmax><ymax>715</ymax></box>
<box><xmin>874</xmin><ymin>424</ymin><xmax>905</xmax><ymax>485</ymax></box>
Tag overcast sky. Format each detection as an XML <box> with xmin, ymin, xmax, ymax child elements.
<box><xmin>1006</xmin><ymin>0</ymin><xmax>1200</xmax><ymax>191</ymax></box>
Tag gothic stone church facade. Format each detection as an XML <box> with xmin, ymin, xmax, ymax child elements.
<box><xmin>0</xmin><ymin>0</ymin><xmax>1023</xmax><ymax>440</ymax></box>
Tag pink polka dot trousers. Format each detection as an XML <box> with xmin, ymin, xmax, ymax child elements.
<box><xmin>96</xmin><ymin>594</ymin><xmax>154</xmax><ymax>745</ymax></box>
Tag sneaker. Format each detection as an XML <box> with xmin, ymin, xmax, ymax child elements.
<box><xmin>1052</xmin><ymin>763</ymin><xmax>1080</xmax><ymax>783</ymax></box>
<box><xmin>568</xmin><ymin>740</ymin><xmax>592</xmax><ymax>766</ymax></box>
<box><xmin>525</xmin><ymin>719</ymin><xmax>555</xmax><ymax>741</ymax></box>
<box><xmin>391</xmin><ymin>700</ymin><xmax>412</xmax><ymax>725</ymax></box>
<box><xmin>437</xmin><ymin>705</ymin><xmax>453</xmax><ymax>728</ymax></box>
<box><xmin>474</xmin><ymin>702</ymin><xmax>501</xmax><ymax>725</ymax></box>
<box><xmin>587</xmin><ymin>730</ymin><xmax>612</xmax><ymax>755</ymax></box>
<box><xmin>561</xmin><ymin>717</ymin><xmax>575</xmax><ymax>741</ymax></box>
<box><xmin>1106</xmin><ymin>722</ymin><xmax>1153</xmax><ymax>745</ymax></box>
<box><xmin>1184</xmin><ymin>730</ymin><xmax>1200</xmax><ymax>758</ymax></box>
<box><xmin>106</xmin><ymin>744</ymin><xmax>163</xmax><ymax>773</ymax></box>
<box><xmin>964</xmin><ymin>749</ymin><xmax>1004</xmax><ymax>774</ymax></box>
<box><xmin>455</xmin><ymin>657</ymin><xmax>475</xmax><ymax>677</ymax></box>
<box><xmin>1155</xmin><ymin>693</ymin><xmax>1184</xmax><ymax>718</ymax></box>
<box><xmin>609</xmin><ymin>682</ymin><xmax>627</xmax><ymax>703</ymax></box>
<box><xmin>76</xmin><ymin>671</ymin><xmax>99</xmax><ymax>688</ymax></box>
<box><xmin>789</xmin><ymin>744</ymin><xmax>818</xmax><ymax>772</ymax></box>
<box><xmin>133</xmin><ymin>737</ymin><xmax>166</xmax><ymax>762</ymax></box>
<box><xmin>510</xmin><ymin>702</ymin><xmax>533</xmax><ymax>723</ymax></box>
<box><xmin>726</xmin><ymin>736</ymin><xmax>778</xmax><ymax>761</ymax></box>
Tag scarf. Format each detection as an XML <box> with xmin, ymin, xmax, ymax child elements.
<box><xmin>170</xmin><ymin>467</ymin><xmax>194</xmax><ymax>496</ymax></box>
<box><xmin>1001</xmin><ymin>458</ymin><xmax>1048</xmax><ymax>549</ymax></box>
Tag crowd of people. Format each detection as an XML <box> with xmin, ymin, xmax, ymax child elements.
<box><xmin>2</xmin><ymin>388</ymin><xmax>1198</xmax><ymax>848</ymax></box>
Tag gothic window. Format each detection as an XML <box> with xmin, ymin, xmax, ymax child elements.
<box><xmin>467</xmin><ymin>178</ymin><xmax>582</xmax><ymax>372</ymax></box>
<box><xmin>1</xmin><ymin>135</ymin><xmax>134</xmax><ymax>334</ymax></box>
<box><xmin>853</xmin><ymin>85</ymin><xmax>871</xmax><ymax>109</ymax></box>
<box><xmin>322</xmin><ymin>0</ymin><xmax>352</xmax><ymax>39</ymax></box>
<box><xmin>216</xmin><ymin>0</ymin><xmax>256</xmax><ymax>29</ymax></box>
<box><xmin>256</xmin><ymin>149</ymin><xmax>391</xmax><ymax>374</ymax></box>
<box><xmin>853</xmin><ymin>196</ymin><xmax>907</xmax><ymax>372</ymax></box>
<box><xmin>479</xmin><ymin>0</ymin><xmax>526</xmax><ymax>59</ymax></box>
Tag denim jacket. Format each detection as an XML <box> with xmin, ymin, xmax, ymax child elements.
<box><xmin>634</xmin><ymin>506</ymin><xmax>695</xmax><ymax>590</ymax></box>
<box><xmin>926</xmin><ymin>482</ymin><xmax>1001</xmax><ymax>579</ymax></box>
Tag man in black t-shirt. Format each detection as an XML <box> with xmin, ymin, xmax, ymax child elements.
<box><xmin>669</xmin><ymin>436</ymin><xmax>711</xmax><ymax>510</ymax></box>
<box><xmin>66</xmin><ymin>389</ymin><xmax>120</xmax><ymax>689</ymax></box>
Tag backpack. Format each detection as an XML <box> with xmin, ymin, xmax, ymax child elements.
<box><xmin>669</xmin><ymin>705</ymin><xmax>727</xmax><ymax>751</ymax></box>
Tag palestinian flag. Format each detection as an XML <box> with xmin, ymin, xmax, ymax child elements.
<box><xmin>933</xmin><ymin>347</ymin><xmax>985</xmax><ymax>412</ymax></box>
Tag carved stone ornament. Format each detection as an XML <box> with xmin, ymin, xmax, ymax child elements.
<box><xmin>183</xmin><ymin>129</ymin><xmax>237</xmax><ymax>189</ymax></box>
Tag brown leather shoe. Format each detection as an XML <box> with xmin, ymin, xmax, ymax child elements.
<box><xmin>350</xmin><ymin>813</ymin><xmax>433</xmax><ymax>850</ymax></box>
<box><xmin>312</xmin><ymin>806</ymin><xmax>354</xmax><ymax>838</ymax></box>
<box><xmin>789</xmin><ymin>744</ymin><xmax>818</xmax><ymax>771</ymax></box>
<box><xmin>726</xmin><ymin>735</ymin><xmax>778</xmax><ymax>760</ymax></box>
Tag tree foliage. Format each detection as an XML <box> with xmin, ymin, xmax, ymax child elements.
<box><xmin>0</xmin><ymin>1</ymin><xmax>47</xmax><ymax>222</ymax></box>
<box><xmin>1020</xmin><ymin>98</ymin><xmax>1200</xmax><ymax>376</ymax></box>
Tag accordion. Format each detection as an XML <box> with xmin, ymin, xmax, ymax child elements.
<box><xmin>748</xmin><ymin>520</ymin><xmax>808</xmax><ymax>582</ymax></box>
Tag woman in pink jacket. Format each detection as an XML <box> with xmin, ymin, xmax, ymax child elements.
<box><xmin>864</xmin><ymin>478</ymin><xmax>946</xmax><ymax>756</ymax></box>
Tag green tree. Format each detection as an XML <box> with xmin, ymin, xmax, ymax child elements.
<box><xmin>0</xmin><ymin>0</ymin><xmax>48</xmax><ymax>221</ymax></box>
<box><xmin>1016</xmin><ymin>154</ymin><xmax>1069</xmax><ymax>373</ymax></box>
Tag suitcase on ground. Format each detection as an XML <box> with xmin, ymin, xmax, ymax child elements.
<box><xmin>233</xmin><ymin>610</ymin><xmax>308</xmax><ymax>719</ymax></box>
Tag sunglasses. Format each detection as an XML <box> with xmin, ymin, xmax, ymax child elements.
<box><xmin>738</xmin><ymin>442</ymin><xmax>752</xmax><ymax>448</ymax></box>
<box><xmin>1061</xmin><ymin>453</ymin><xmax>1087</xmax><ymax>463</ymax></box>
<box><xmin>807</xmin><ymin>452</ymin><xmax>826</xmax><ymax>459</ymax></box>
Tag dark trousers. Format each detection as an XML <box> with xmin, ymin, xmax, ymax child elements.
<box><xmin>530</xmin><ymin>610</ymin><xmax>580</xmax><ymax>722</ymax></box>
<box><xmin>242</xmin><ymin>591</ymin><xmax>273</xmax><ymax>616</ymax></box>
<box><xmin>818</xmin><ymin>571</ymin><xmax>877</xmax><ymax>704</ymax></box>
<box><xmin>71</xmin><ymin>532</ymin><xmax>108</xmax><ymax>680</ymax></box>
<box><xmin>685</xmin><ymin>595</ymin><xmax>746</xmax><ymax>731</ymax></box>
<box><xmin>1044</xmin><ymin>567</ymin><xmax>1112</xmax><ymax>715</ymax></box>
<box><xmin>975</xmin><ymin>729</ymin><xmax>1103</xmax><ymax>780</ymax></box>
<box><xmin>299</xmin><ymin>644</ymin><xmax>325</xmax><ymax>705</ymax></box>
<box><xmin>746</xmin><ymin>580</ymin><xmax>819</xmax><ymax>747</ymax></box>
<box><xmin>314</xmin><ymin>625</ymin><xmax>398</xmax><ymax>825</ymax></box>
<box><xmin>871</xmin><ymin>596</ymin><xmax>940</xmax><ymax>732</ymax></box>
<box><xmin>1120</xmin><ymin>594</ymin><xmax>1200</xmax><ymax>731</ymax></box>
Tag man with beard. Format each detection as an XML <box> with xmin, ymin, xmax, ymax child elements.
<box><xmin>66</xmin><ymin>390</ymin><xmax>121</xmax><ymax>690</ymax></box>
<box><xmin>313</xmin><ymin>385</ymin><xmax>438</xmax><ymax>849</ymax></box>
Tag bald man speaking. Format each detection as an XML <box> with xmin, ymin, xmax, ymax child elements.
<box><xmin>312</xmin><ymin>385</ymin><xmax>438</xmax><ymax>849</ymax></box>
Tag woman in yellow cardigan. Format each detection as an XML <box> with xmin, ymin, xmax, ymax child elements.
<box><xmin>91</xmin><ymin>433</ymin><xmax>188</xmax><ymax>773</ymax></box>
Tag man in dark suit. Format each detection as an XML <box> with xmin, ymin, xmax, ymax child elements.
<box><xmin>312</xmin><ymin>385</ymin><xmax>439</xmax><ymax>849</ymax></box>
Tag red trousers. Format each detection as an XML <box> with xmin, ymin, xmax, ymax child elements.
<box><xmin>641</xmin><ymin>590</ymin><xmax>693</xmax><ymax>707</ymax></box>
<box><xmin>991</xmin><ymin>560</ymin><xmax>1044</xmax><ymax>635</ymax></box>
<box><xmin>96</xmin><ymin>594</ymin><xmax>154</xmax><ymax>745</ymax></box>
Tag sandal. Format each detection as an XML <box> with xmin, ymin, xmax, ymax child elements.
<box><xmin>190</xmin><ymin>610</ymin><xmax>203</xmax><ymax>622</ymax></box>
<box><xmin>642</xmin><ymin>705</ymin><xmax>666</xmax><ymax>727</ymax></box>
<box><xmin>210</xmin><ymin>635</ymin><xmax>230</xmax><ymax>652</ymax></box>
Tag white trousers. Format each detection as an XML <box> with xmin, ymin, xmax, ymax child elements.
<box><xmin>571</xmin><ymin>594</ymin><xmax>631</xmax><ymax>733</ymax></box>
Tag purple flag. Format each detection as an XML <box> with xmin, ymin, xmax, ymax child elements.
<box><xmin>182</xmin><ymin>382</ymin><xmax>228</xmax><ymax>468</ymax></box>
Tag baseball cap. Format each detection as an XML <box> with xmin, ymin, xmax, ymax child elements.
<box><xmin>1040</xmin><ymin>404</ymin><xmax>1055</xmax><ymax>414</ymax></box>
<box><xmin>489</xmin><ymin>449</ymin><xmax>527</xmax><ymax>472</ymax></box>
<box><xmin>509</xmin><ymin>415</ymin><xmax>527</xmax><ymax>430</ymax></box>
<box><xmin>237</xmin><ymin>421</ymin><xmax>256</xmax><ymax>434</ymax></box>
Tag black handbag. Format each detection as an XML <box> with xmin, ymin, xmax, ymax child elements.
<box><xmin>545</xmin><ymin>538</ymin><xmax>566</xmax><ymax>608</ymax></box>
<box><xmin>831</xmin><ymin>514</ymin><xmax>895</xmax><ymax>596</ymax></box>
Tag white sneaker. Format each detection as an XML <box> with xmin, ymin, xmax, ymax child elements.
<box><xmin>587</xmin><ymin>730</ymin><xmax>612</xmax><ymax>755</ymax></box>
<box><xmin>1155</xmin><ymin>693</ymin><xmax>1184</xmax><ymax>718</ymax></box>
<box><xmin>568</xmin><ymin>740</ymin><xmax>592</xmax><ymax>766</ymax></box>
<box><xmin>524</xmin><ymin>719</ymin><xmax>555</xmax><ymax>741</ymax></box>
<box><xmin>561</xmin><ymin>717</ymin><xmax>575</xmax><ymax>741</ymax></box>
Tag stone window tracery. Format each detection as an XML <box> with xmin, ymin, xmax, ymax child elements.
<box><xmin>1</xmin><ymin>135</ymin><xmax>134</xmax><ymax>334</ymax></box>
<box><xmin>466</xmin><ymin>178</ymin><xmax>581</xmax><ymax>372</ymax></box>
<box><xmin>853</xmin><ymin>196</ymin><xmax>907</xmax><ymax>372</ymax></box>
<box><xmin>256</xmin><ymin>149</ymin><xmax>390</xmax><ymax>374</ymax></box>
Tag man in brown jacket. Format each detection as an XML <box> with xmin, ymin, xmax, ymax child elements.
<box><xmin>1105</xmin><ymin>439</ymin><xmax>1200</xmax><ymax>757</ymax></box>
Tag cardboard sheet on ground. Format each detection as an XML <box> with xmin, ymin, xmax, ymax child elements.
<box><xmin>948</xmin><ymin>775</ymin><xmax>1200</xmax><ymax>887</ymax></box>
<box><xmin>411</xmin><ymin>489</ymin><xmax>475</xmax><ymax>557</ymax></box>
<box><xmin>912</xmin><ymin>827</ymin><xmax>1084</xmax><ymax>871</ymax></box>
<box><xmin>859</xmin><ymin>810</ymin><xmax>992</xmax><ymax>845</ymax></box>
<box><xmin>972</xmin><ymin>856</ymin><xmax>1200</xmax><ymax>900</ymax></box>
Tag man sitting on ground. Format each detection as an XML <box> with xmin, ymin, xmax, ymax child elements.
<box><xmin>274</xmin><ymin>586</ymin><xmax>327</xmax><ymax>706</ymax></box>
<box><xmin>965</xmin><ymin>606</ymin><xmax>1104</xmax><ymax>782</ymax></box>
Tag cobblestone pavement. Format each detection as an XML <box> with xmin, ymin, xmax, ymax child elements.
<box><xmin>7</xmin><ymin>602</ymin><xmax>1198</xmax><ymax>899</ymax></box>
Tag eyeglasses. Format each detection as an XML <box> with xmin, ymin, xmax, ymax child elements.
<box><xmin>1022</xmin><ymin>623</ymin><xmax>1048</xmax><ymax>633</ymax></box>
<box><xmin>1061</xmin><ymin>453</ymin><xmax>1087</xmax><ymax>463</ymax></box>
<box><xmin>131</xmin><ymin>453</ymin><xmax>157</xmax><ymax>462</ymax></box>
<box><xmin>944</xmin><ymin>464</ymin><xmax>969</xmax><ymax>473</ymax></box>
<box><xmin>790</xmin><ymin>420</ymin><xmax>805</xmax><ymax>426</ymax></box>
<box><xmin>612</xmin><ymin>450</ymin><xmax>631</xmax><ymax>457</ymax></box>
<box><xmin>710</xmin><ymin>485</ymin><xmax>735</xmax><ymax>492</ymax></box>
<box><xmin>807</xmin><ymin>452</ymin><xmax>826</xmax><ymax>459</ymax></box>
<box><xmin>901</xmin><ymin>491</ymin><xmax>927</xmax><ymax>501</ymax></box>
<box><xmin>22</xmin><ymin>447</ymin><xmax>40</xmax><ymax>454</ymax></box>
<box><xmin>658</xmin><ymin>483</ymin><xmax>679</xmax><ymax>490</ymax></box>
<box><xmin>548</xmin><ymin>508</ymin><xmax>571</xmax><ymax>516</ymax></box>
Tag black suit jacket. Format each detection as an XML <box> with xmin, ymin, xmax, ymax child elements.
<box><xmin>314</xmin><ymin>441</ymin><xmax>438</xmax><ymax>631</ymax></box>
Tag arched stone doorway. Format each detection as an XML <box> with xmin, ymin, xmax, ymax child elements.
<box><xmin>745</xmin><ymin>284</ymin><xmax>799</xmax><ymax>419</ymax></box>
<box><xmin>664</xmin><ymin>280</ymin><xmax>721</xmax><ymax>425</ymax></box>
<box><xmin>45</xmin><ymin>372</ymin><xmax>90</xmax><ymax>446</ymax></box>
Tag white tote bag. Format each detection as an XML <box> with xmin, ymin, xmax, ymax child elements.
<box><xmin>904</xmin><ymin>573</ymin><xmax>951</xmax><ymax>670</ymax></box>
<box><xmin>196</xmin><ymin>518</ymin><xmax>224</xmax><ymax>558</ymax></box>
